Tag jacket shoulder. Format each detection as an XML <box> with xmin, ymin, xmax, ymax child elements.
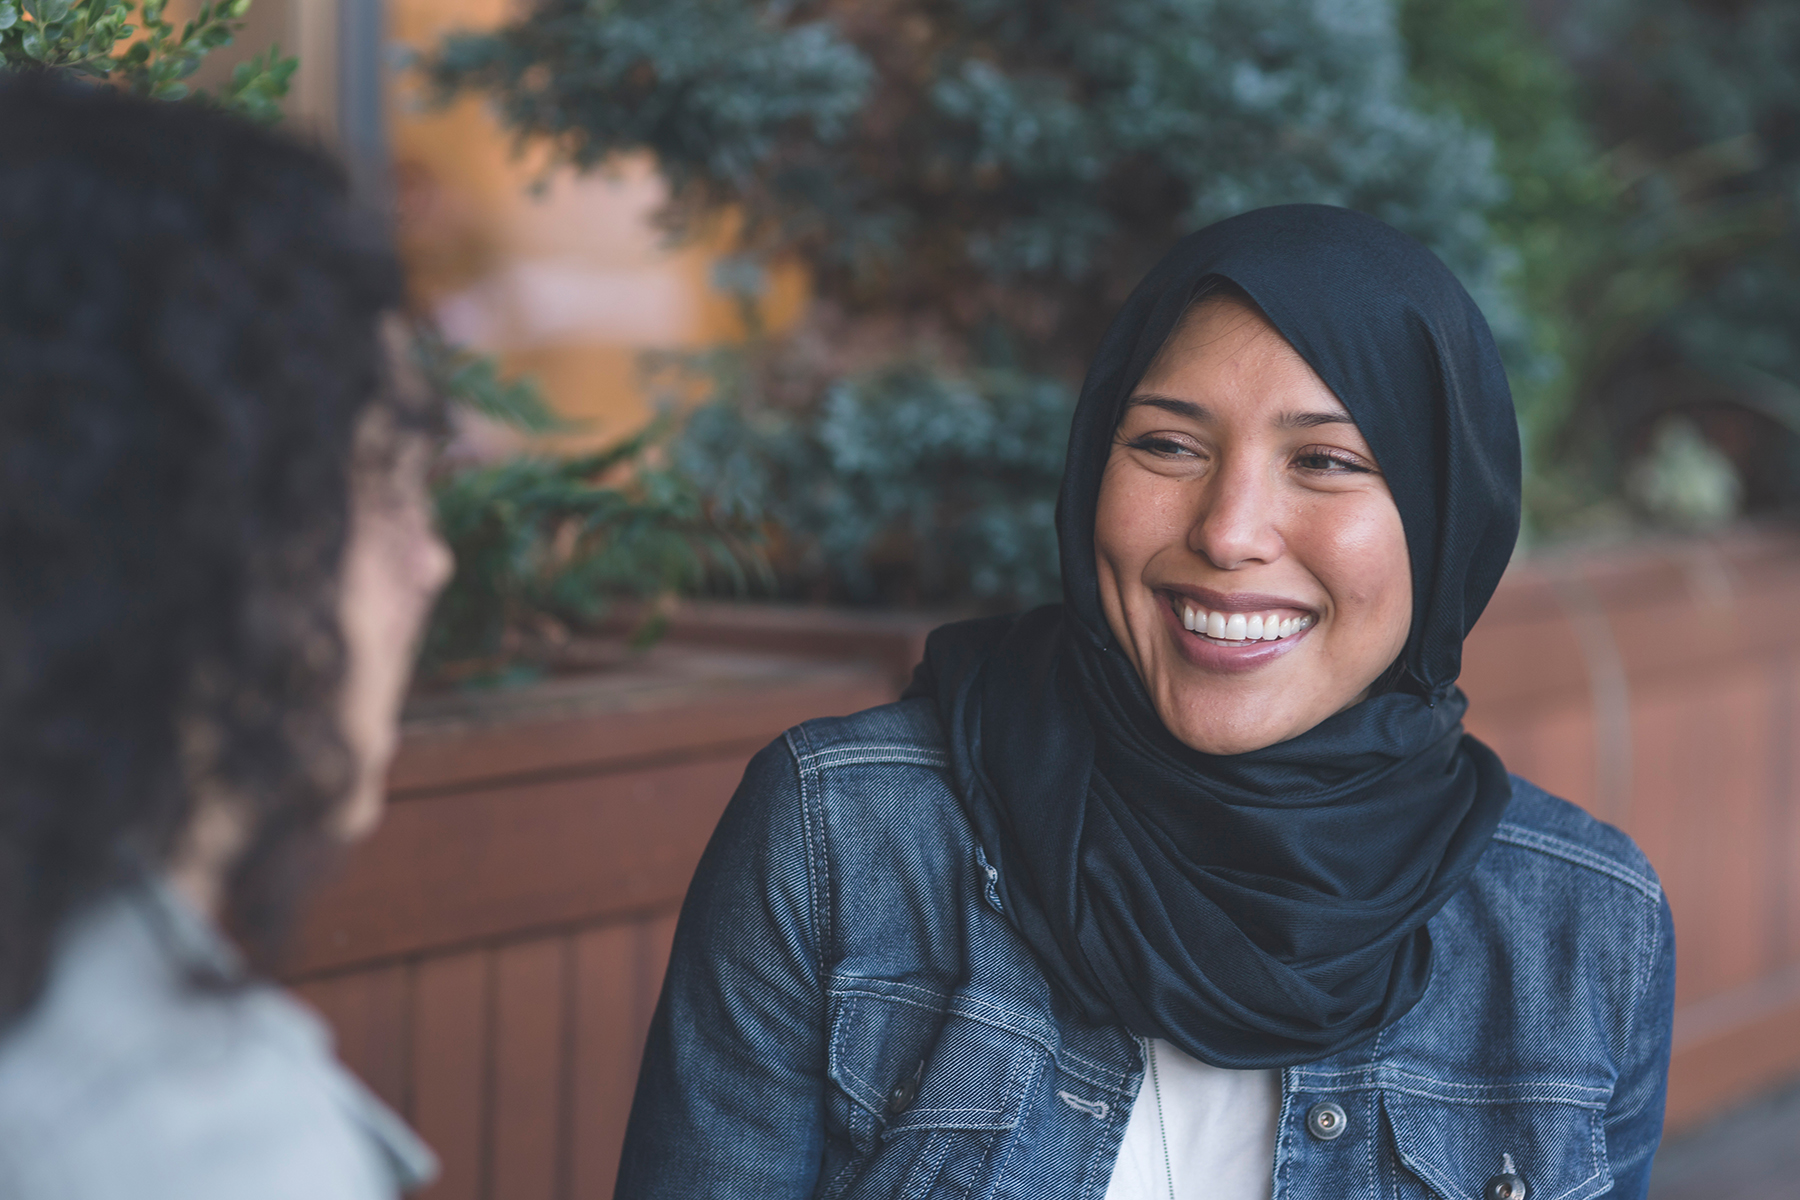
<box><xmin>784</xmin><ymin>696</ymin><xmax>949</xmax><ymax>770</ymax></box>
<box><xmin>1488</xmin><ymin>775</ymin><xmax>1661</xmax><ymax>904</ymax></box>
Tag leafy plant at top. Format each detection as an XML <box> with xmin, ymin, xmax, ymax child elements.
<box><xmin>423</xmin><ymin>417</ymin><xmax>767</xmax><ymax>680</ymax></box>
<box><xmin>0</xmin><ymin>0</ymin><xmax>296</xmax><ymax>122</ymax></box>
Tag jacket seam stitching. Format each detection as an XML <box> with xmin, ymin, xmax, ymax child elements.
<box><xmin>829</xmin><ymin>982</ymin><xmax>1132</xmax><ymax>1094</ymax></box>
<box><xmin>786</xmin><ymin>726</ymin><xmax>832</xmax><ymax>978</ymax></box>
<box><xmin>985</xmin><ymin>1048</ymin><xmax>1044</xmax><ymax>1182</ymax></box>
<box><xmin>1491</xmin><ymin>824</ymin><xmax>1661</xmax><ymax>900</ymax></box>
<box><xmin>794</xmin><ymin>745</ymin><xmax>950</xmax><ymax>771</ymax></box>
<box><xmin>1290</xmin><ymin>1066</ymin><xmax>1610</xmax><ymax>1105</ymax></box>
<box><xmin>1376</xmin><ymin>1083</ymin><xmax>1609</xmax><ymax>1109</ymax></box>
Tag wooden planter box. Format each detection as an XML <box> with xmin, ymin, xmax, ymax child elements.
<box><xmin>289</xmin><ymin>528</ymin><xmax>1800</xmax><ymax>1198</ymax></box>
<box><xmin>287</xmin><ymin>647</ymin><xmax>894</xmax><ymax>1200</ymax></box>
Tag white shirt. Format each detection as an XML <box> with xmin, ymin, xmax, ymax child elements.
<box><xmin>1103</xmin><ymin>1038</ymin><xmax>1278</xmax><ymax>1200</ymax></box>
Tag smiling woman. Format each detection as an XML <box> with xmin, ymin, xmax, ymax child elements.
<box><xmin>1096</xmin><ymin>289</ymin><xmax>1413</xmax><ymax>753</ymax></box>
<box><xmin>615</xmin><ymin>207</ymin><xmax>1675</xmax><ymax>1200</ymax></box>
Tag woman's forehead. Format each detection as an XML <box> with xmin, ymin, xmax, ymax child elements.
<box><xmin>1130</xmin><ymin>297</ymin><xmax>1358</xmax><ymax>427</ymax></box>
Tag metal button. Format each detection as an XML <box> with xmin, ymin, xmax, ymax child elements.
<box><xmin>1305</xmin><ymin>1099</ymin><xmax>1348</xmax><ymax>1140</ymax></box>
<box><xmin>887</xmin><ymin>1061</ymin><xmax>923</xmax><ymax>1115</ymax></box>
<box><xmin>1484</xmin><ymin>1175</ymin><xmax>1528</xmax><ymax>1200</ymax></box>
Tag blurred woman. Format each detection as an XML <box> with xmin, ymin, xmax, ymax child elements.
<box><xmin>617</xmin><ymin>206</ymin><xmax>1675</xmax><ymax>1199</ymax></box>
<box><xmin>0</xmin><ymin>78</ymin><xmax>451</xmax><ymax>1198</ymax></box>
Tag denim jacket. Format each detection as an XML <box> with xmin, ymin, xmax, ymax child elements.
<box><xmin>618</xmin><ymin>699</ymin><xmax>1675</xmax><ymax>1200</ymax></box>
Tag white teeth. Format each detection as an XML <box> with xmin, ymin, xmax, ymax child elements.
<box><xmin>1180</xmin><ymin>603</ymin><xmax>1313</xmax><ymax>643</ymax></box>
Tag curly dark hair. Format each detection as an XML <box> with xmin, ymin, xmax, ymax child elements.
<box><xmin>0</xmin><ymin>76</ymin><xmax>418</xmax><ymax>1022</ymax></box>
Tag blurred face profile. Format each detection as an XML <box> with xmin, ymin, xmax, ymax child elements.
<box><xmin>332</xmin><ymin>354</ymin><xmax>453</xmax><ymax>841</ymax></box>
<box><xmin>1093</xmin><ymin>296</ymin><xmax>1412</xmax><ymax>755</ymax></box>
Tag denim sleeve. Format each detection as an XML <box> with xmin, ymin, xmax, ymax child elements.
<box><xmin>1605</xmin><ymin>891</ymin><xmax>1676</xmax><ymax>1200</ymax></box>
<box><xmin>615</xmin><ymin>736</ymin><xmax>826</xmax><ymax>1198</ymax></box>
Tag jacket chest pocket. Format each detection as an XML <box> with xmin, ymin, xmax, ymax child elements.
<box><xmin>823</xmin><ymin>987</ymin><xmax>1043</xmax><ymax>1199</ymax></box>
<box><xmin>1380</xmin><ymin>1088</ymin><xmax>1613</xmax><ymax>1200</ymax></box>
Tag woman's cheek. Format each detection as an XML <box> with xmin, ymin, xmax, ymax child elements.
<box><xmin>1303</xmin><ymin>498</ymin><xmax>1411</xmax><ymax>644</ymax></box>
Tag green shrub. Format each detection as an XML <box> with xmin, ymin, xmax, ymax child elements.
<box><xmin>14</xmin><ymin>14</ymin><xmax>734</xmax><ymax>678</ymax></box>
<box><xmin>427</xmin><ymin>0</ymin><xmax>1532</xmax><ymax>376</ymax></box>
<box><xmin>1</xmin><ymin>1</ymin><xmax>295</xmax><ymax>122</ymax></box>
<box><xmin>423</xmin><ymin>418</ymin><xmax>764</xmax><ymax>679</ymax></box>
<box><xmin>667</xmin><ymin>349</ymin><xmax>1070</xmax><ymax>606</ymax></box>
<box><xmin>1552</xmin><ymin>0</ymin><xmax>1800</xmax><ymax>517</ymax></box>
<box><xmin>432</xmin><ymin>0</ymin><xmax>1560</xmax><ymax>605</ymax></box>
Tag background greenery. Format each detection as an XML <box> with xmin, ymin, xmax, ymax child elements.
<box><xmin>430</xmin><ymin>0</ymin><xmax>1800</xmax><ymax>612</ymax></box>
<box><xmin>10</xmin><ymin>4</ymin><xmax>751</xmax><ymax>679</ymax></box>
<box><xmin>21</xmin><ymin>0</ymin><xmax>1799</xmax><ymax>644</ymax></box>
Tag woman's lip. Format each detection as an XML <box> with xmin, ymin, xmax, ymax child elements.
<box><xmin>1157</xmin><ymin>592</ymin><xmax>1311</xmax><ymax>673</ymax></box>
<box><xmin>1159</xmin><ymin>584</ymin><xmax>1316</xmax><ymax>617</ymax></box>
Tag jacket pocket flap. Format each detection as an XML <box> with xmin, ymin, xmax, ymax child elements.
<box><xmin>1381</xmin><ymin>1088</ymin><xmax>1612</xmax><ymax>1200</ymax></box>
<box><xmin>828</xmin><ymin>991</ymin><xmax>1039</xmax><ymax>1132</ymax></box>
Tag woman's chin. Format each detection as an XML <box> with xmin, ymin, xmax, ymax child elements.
<box><xmin>1154</xmin><ymin>686</ymin><xmax>1315</xmax><ymax>756</ymax></box>
<box><xmin>1164</xmin><ymin>719</ymin><xmax>1293</xmax><ymax>757</ymax></box>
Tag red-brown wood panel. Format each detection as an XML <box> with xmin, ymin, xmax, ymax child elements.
<box><xmin>294</xmin><ymin>756</ymin><xmax>750</xmax><ymax>974</ymax></box>
<box><xmin>294</xmin><ymin>964</ymin><xmax>411</xmax><ymax>1113</ymax></box>
<box><xmin>569</xmin><ymin>922</ymin><xmax>641</xmax><ymax>1200</ymax></box>
<box><xmin>490</xmin><ymin>938</ymin><xmax>569</xmax><ymax>1200</ymax></box>
<box><xmin>1635</xmin><ymin>672</ymin><xmax>1772</xmax><ymax>1006</ymax></box>
<box><xmin>636</xmin><ymin>912</ymin><xmax>676</xmax><ymax>1022</ymax></box>
<box><xmin>410</xmin><ymin>950</ymin><xmax>490</xmax><ymax>1200</ymax></box>
<box><xmin>392</xmin><ymin>671</ymin><xmax>892</xmax><ymax>796</ymax></box>
<box><xmin>1772</xmin><ymin>651</ymin><xmax>1800</xmax><ymax>968</ymax></box>
<box><xmin>1464</xmin><ymin>700</ymin><xmax>1598</xmax><ymax>814</ymax></box>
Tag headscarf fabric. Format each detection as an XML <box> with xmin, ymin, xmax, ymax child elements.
<box><xmin>907</xmin><ymin>205</ymin><xmax>1521</xmax><ymax>1068</ymax></box>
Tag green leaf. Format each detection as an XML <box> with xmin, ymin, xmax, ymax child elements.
<box><xmin>19</xmin><ymin>27</ymin><xmax>46</xmax><ymax>59</ymax></box>
<box><xmin>33</xmin><ymin>0</ymin><xmax>73</xmax><ymax>22</ymax></box>
<box><xmin>0</xmin><ymin>4</ymin><xmax>19</xmax><ymax>32</ymax></box>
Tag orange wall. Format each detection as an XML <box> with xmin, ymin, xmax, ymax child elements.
<box><xmin>388</xmin><ymin>0</ymin><xmax>804</xmax><ymax>444</ymax></box>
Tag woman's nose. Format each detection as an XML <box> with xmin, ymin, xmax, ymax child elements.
<box><xmin>1188</xmin><ymin>458</ymin><xmax>1283</xmax><ymax>570</ymax></box>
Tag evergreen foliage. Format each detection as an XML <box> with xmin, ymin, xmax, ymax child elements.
<box><xmin>424</xmin><ymin>419</ymin><xmax>765</xmax><ymax>678</ymax></box>
<box><xmin>1399</xmin><ymin>0</ymin><xmax>1616</xmax><ymax>461</ymax></box>
<box><xmin>0</xmin><ymin>1</ymin><xmax>295</xmax><ymax>122</ymax></box>
<box><xmin>1548</xmin><ymin>0</ymin><xmax>1800</xmax><ymax>518</ymax></box>
<box><xmin>14</xmin><ymin>8</ymin><xmax>741</xmax><ymax>675</ymax></box>
<box><xmin>432</xmin><ymin>0</ymin><xmax>1554</xmax><ymax>606</ymax></box>
<box><xmin>667</xmin><ymin>350</ymin><xmax>1070</xmax><ymax>605</ymax></box>
<box><xmin>430</xmin><ymin>0</ymin><xmax>1527</xmax><ymax>377</ymax></box>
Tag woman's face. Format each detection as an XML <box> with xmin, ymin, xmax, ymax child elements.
<box><xmin>333</xmin><ymin>411</ymin><xmax>454</xmax><ymax>842</ymax></box>
<box><xmin>1094</xmin><ymin>296</ymin><xmax>1412</xmax><ymax>755</ymax></box>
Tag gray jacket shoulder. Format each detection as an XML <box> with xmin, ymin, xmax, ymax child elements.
<box><xmin>0</xmin><ymin>885</ymin><xmax>433</xmax><ymax>1200</ymax></box>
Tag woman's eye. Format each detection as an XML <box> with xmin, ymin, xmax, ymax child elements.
<box><xmin>1294</xmin><ymin>448</ymin><xmax>1373</xmax><ymax>474</ymax></box>
<box><xmin>1125</xmin><ymin>433</ymin><xmax>1201</xmax><ymax>458</ymax></box>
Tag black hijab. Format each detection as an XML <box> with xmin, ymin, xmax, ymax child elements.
<box><xmin>907</xmin><ymin>205</ymin><xmax>1521</xmax><ymax>1068</ymax></box>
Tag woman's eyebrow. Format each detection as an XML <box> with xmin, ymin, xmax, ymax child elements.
<box><xmin>1125</xmin><ymin>393</ymin><xmax>1212</xmax><ymax>420</ymax></box>
<box><xmin>1277</xmin><ymin>409</ymin><xmax>1358</xmax><ymax>429</ymax></box>
<box><xmin>1125</xmin><ymin>394</ymin><xmax>1357</xmax><ymax>431</ymax></box>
